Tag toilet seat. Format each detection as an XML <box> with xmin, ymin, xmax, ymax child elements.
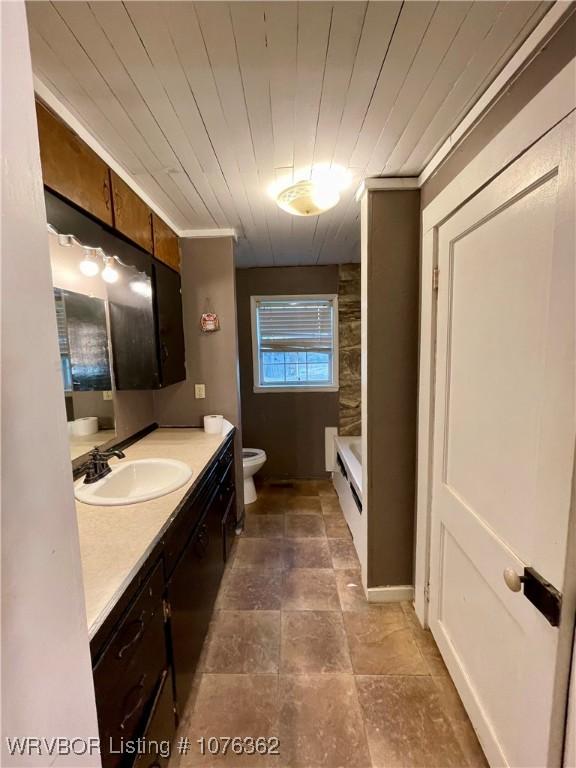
<box><xmin>242</xmin><ymin>448</ymin><xmax>266</xmax><ymax>467</ymax></box>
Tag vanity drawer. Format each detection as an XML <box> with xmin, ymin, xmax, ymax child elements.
<box><xmin>94</xmin><ymin>560</ymin><xmax>164</xmax><ymax>701</ymax></box>
<box><xmin>97</xmin><ymin>609</ymin><xmax>167</xmax><ymax>768</ymax></box>
<box><xmin>133</xmin><ymin>670</ymin><xmax>175</xmax><ymax>768</ymax></box>
<box><xmin>218</xmin><ymin>438</ymin><xmax>234</xmax><ymax>472</ymax></box>
<box><xmin>222</xmin><ymin>492</ymin><xmax>237</xmax><ymax>563</ymax></box>
<box><xmin>215</xmin><ymin>462</ymin><xmax>234</xmax><ymax>513</ymax></box>
<box><xmin>163</xmin><ymin>466</ymin><xmax>220</xmax><ymax>578</ymax></box>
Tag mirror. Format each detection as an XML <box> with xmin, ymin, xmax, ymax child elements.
<box><xmin>46</xmin><ymin>188</ymin><xmax>158</xmax><ymax>462</ymax></box>
<box><xmin>50</xmin><ymin>233</ymin><xmax>118</xmax><ymax>460</ymax></box>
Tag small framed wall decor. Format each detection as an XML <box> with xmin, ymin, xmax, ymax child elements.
<box><xmin>200</xmin><ymin>310</ymin><xmax>220</xmax><ymax>333</ymax></box>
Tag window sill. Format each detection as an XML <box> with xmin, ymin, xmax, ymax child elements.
<box><xmin>253</xmin><ymin>385</ymin><xmax>340</xmax><ymax>394</ymax></box>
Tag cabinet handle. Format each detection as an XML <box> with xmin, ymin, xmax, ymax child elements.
<box><xmin>194</xmin><ymin>523</ymin><xmax>209</xmax><ymax>558</ymax></box>
<box><xmin>116</xmin><ymin>610</ymin><xmax>146</xmax><ymax>658</ymax></box>
<box><xmin>119</xmin><ymin>673</ymin><xmax>147</xmax><ymax>731</ymax></box>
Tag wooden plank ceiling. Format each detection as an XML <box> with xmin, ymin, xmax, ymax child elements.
<box><xmin>26</xmin><ymin>1</ymin><xmax>550</xmax><ymax>267</ymax></box>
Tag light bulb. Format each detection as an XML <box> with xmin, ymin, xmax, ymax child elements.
<box><xmin>102</xmin><ymin>256</ymin><xmax>119</xmax><ymax>284</ymax></box>
<box><xmin>79</xmin><ymin>248</ymin><xmax>101</xmax><ymax>277</ymax></box>
<box><xmin>130</xmin><ymin>279</ymin><xmax>152</xmax><ymax>298</ymax></box>
<box><xmin>311</xmin><ymin>181</ymin><xmax>340</xmax><ymax>212</ymax></box>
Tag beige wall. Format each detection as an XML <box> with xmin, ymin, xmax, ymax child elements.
<box><xmin>1</xmin><ymin>3</ymin><xmax>100</xmax><ymax>762</ymax></box>
<box><xmin>114</xmin><ymin>390</ymin><xmax>155</xmax><ymax>439</ymax></box>
<box><xmin>154</xmin><ymin>237</ymin><xmax>243</xmax><ymax>514</ymax></box>
<box><xmin>236</xmin><ymin>266</ymin><xmax>340</xmax><ymax>479</ymax></box>
<box><xmin>364</xmin><ymin>190</ymin><xmax>420</xmax><ymax>589</ymax></box>
<box><xmin>72</xmin><ymin>391</ymin><xmax>114</xmax><ymax>428</ymax></box>
<box><xmin>154</xmin><ymin>237</ymin><xmax>241</xmax><ymax>428</ymax></box>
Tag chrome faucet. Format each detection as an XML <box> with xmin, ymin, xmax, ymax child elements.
<box><xmin>81</xmin><ymin>447</ymin><xmax>125</xmax><ymax>484</ymax></box>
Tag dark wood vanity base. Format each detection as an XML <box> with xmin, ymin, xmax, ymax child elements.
<box><xmin>89</xmin><ymin>432</ymin><xmax>236</xmax><ymax>768</ymax></box>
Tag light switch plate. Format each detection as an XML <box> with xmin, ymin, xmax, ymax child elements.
<box><xmin>102</xmin><ymin>390</ymin><xmax>113</xmax><ymax>401</ymax></box>
<box><xmin>195</xmin><ymin>384</ymin><xmax>206</xmax><ymax>399</ymax></box>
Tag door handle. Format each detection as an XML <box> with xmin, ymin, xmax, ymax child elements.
<box><xmin>503</xmin><ymin>568</ymin><xmax>524</xmax><ymax>592</ymax></box>
<box><xmin>503</xmin><ymin>567</ymin><xmax>562</xmax><ymax>626</ymax></box>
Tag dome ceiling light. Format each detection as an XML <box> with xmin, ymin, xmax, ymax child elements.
<box><xmin>276</xmin><ymin>179</ymin><xmax>340</xmax><ymax>217</ymax></box>
<box><xmin>270</xmin><ymin>165</ymin><xmax>352</xmax><ymax>217</ymax></box>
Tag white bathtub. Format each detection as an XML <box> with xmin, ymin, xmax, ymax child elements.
<box><xmin>334</xmin><ymin>436</ymin><xmax>362</xmax><ymax>497</ymax></box>
<box><xmin>332</xmin><ymin>435</ymin><xmax>363</xmax><ymax>548</ymax></box>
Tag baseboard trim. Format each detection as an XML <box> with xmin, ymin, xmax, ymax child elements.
<box><xmin>367</xmin><ymin>585</ymin><xmax>414</xmax><ymax>603</ymax></box>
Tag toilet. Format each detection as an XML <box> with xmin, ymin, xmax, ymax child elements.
<box><xmin>242</xmin><ymin>448</ymin><xmax>267</xmax><ymax>504</ymax></box>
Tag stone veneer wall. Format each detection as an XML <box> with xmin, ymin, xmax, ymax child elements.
<box><xmin>338</xmin><ymin>264</ymin><xmax>361</xmax><ymax>435</ymax></box>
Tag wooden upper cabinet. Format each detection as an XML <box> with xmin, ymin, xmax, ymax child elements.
<box><xmin>35</xmin><ymin>101</ymin><xmax>113</xmax><ymax>226</ymax></box>
<box><xmin>111</xmin><ymin>171</ymin><xmax>153</xmax><ymax>252</ymax></box>
<box><xmin>152</xmin><ymin>213</ymin><xmax>180</xmax><ymax>272</ymax></box>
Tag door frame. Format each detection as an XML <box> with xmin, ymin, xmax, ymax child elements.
<box><xmin>414</xmin><ymin>53</ymin><xmax>576</xmax><ymax>626</ymax></box>
<box><xmin>415</xmin><ymin>102</ymin><xmax>576</xmax><ymax>764</ymax></box>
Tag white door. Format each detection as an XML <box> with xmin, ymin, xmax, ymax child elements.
<box><xmin>429</xmin><ymin>116</ymin><xmax>575</xmax><ymax>768</ymax></box>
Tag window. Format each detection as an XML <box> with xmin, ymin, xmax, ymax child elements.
<box><xmin>251</xmin><ymin>295</ymin><xmax>339</xmax><ymax>392</ymax></box>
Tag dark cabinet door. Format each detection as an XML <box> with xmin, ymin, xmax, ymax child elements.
<box><xmin>95</xmin><ymin>610</ymin><xmax>167</xmax><ymax>768</ymax></box>
<box><xmin>134</xmin><ymin>670</ymin><xmax>176</xmax><ymax>768</ymax></box>
<box><xmin>109</xmin><ymin>302</ymin><xmax>159</xmax><ymax>390</ymax></box>
<box><xmin>167</xmin><ymin>506</ymin><xmax>223</xmax><ymax>712</ymax></box>
<box><xmin>153</xmin><ymin>260</ymin><xmax>185</xmax><ymax>386</ymax></box>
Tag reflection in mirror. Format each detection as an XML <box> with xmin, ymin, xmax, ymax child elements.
<box><xmin>53</xmin><ymin>287</ymin><xmax>115</xmax><ymax>459</ymax></box>
<box><xmin>49</xmin><ymin>229</ymin><xmax>120</xmax><ymax>460</ymax></box>
<box><xmin>46</xmin><ymin>187</ymin><xmax>159</xmax><ymax>463</ymax></box>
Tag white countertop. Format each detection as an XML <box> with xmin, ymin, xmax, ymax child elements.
<box><xmin>75</xmin><ymin>428</ymin><xmax>228</xmax><ymax>639</ymax></box>
<box><xmin>69</xmin><ymin>428</ymin><xmax>116</xmax><ymax>460</ymax></box>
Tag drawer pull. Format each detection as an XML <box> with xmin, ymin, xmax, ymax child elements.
<box><xmin>194</xmin><ymin>523</ymin><xmax>209</xmax><ymax>558</ymax></box>
<box><xmin>120</xmin><ymin>673</ymin><xmax>147</xmax><ymax>731</ymax></box>
<box><xmin>117</xmin><ymin>611</ymin><xmax>146</xmax><ymax>659</ymax></box>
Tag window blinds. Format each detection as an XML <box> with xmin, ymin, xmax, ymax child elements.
<box><xmin>255</xmin><ymin>298</ymin><xmax>334</xmax><ymax>352</ymax></box>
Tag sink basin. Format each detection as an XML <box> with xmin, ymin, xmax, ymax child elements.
<box><xmin>75</xmin><ymin>458</ymin><xmax>193</xmax><ymax>506</ymax></box>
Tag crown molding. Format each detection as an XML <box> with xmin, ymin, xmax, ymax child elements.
<box><xmin>355</xmin><ymin>177</ymin><xmax>419</xmax><ymax>201</ymax></box>
<box><xmin>179</xmin><ymin>228</ymin><xmax>237</xmax><ymax>240</ymax></box>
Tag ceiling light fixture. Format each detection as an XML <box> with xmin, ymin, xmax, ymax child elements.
<box><xmin>101</xmin><ymin>256</ymin><xmax>119</xmax><ymax>284</ymax></box>
<box><xmin>79</xmin><ymin>247</ymin><xmax>102</xmax><ymax>277</ymax></box>
<box><xmin>271</xmin><ymin>164</ymin><xmax>352</xmax><ymax>217</ymax></box>
<box><xmin>276</xmin><ymin>180</ymin><xmax>339</xmax><ymax>217</ymax></box>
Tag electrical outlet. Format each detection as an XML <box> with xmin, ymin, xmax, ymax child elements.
<box><xmin>195</xmin><ymin>384</ymin><xmax>206</xmax><ymax>399</ymax></box>
<box><xmin>102</xmin><ymin>390</ymin><xmax>113</xmax><ymax>401</ymax></box>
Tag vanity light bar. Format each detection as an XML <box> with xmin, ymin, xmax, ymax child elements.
<box><xmin>45</xmin><ymin>221</ymin><xmax>150</xmax><ymax>289</ymax></box>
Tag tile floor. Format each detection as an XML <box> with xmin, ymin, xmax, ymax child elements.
<box><xmin>173</xmin><ymin>479</ymin><xmax>488</xmax><ymax>768</ymax></box>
